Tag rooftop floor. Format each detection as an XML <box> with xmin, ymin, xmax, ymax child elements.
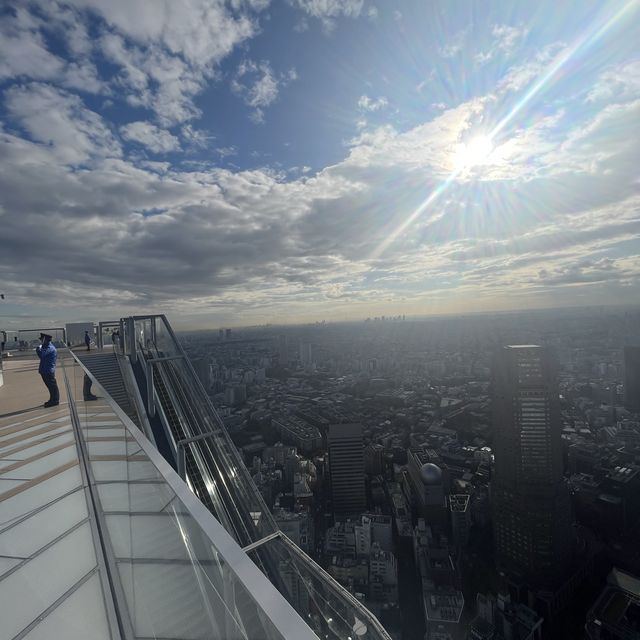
<box><xmin>0</xmin><ymin>355</ymin><xmax>68</xmax><ymax>418</ymax></box>
<box><xmin>1</xmin><ymin>350</ymin><xmax>322</xmax><ymax>640</ymax></box>
<box><xmin>0</xmin><ymin>355</ymin><xmax>118</xmax><ymax>640</ymax></box>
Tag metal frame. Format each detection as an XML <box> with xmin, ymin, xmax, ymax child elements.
<box><xmin>67</xmin><ymin>348</ymin><xmax>321</xmax><ymax>640</ymax></box>
<box><xmin>116</xmin><ymin>314</ymin><xmax>394</xmax><ymax>640</ymax></box>
<box><xmin>176</xmin><ymin>431</ymin><xmax>217</xmax><ymax>480</ymax></box>
<box><xmin>144</xmin><ymin>355</ymin><xmax>185</xmax><ymax>418</ymax></box>
<box><xmin>114</xmin><ymin>349</ymin><xmax>155</xmax><ymax>444</ymax></box>
<box><xmin>60</xmin><ymin>360</ymin><xmax>129</xmax><ymax>640</ymax></box>
<box><xmin>97</xmin><ymin>321</ymin><xmax>120</xmax><ymax>350</ymax></box>
<box><xmin>14</xmin><ymin>326</ymin><xmax>67</xmax><ymax>343</ymax></box>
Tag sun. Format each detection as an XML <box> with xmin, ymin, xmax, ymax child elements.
<box><xmin>455</xmin><ymin>134</ymin><xmax>494</xmax><ymax>170</ymax></box>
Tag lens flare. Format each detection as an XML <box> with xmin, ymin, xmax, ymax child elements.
<box><xmin>455</xmin><ymin>135</ymin><xmax>494</xmax><ymax>169</ymax></box>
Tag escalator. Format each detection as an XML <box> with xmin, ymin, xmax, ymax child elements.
<box><xmin>121</xmin><ymin>316</ymin><xmax>392</xmax><ymax>640</ymax></box>
<box><xmin>151</xmin><ymin>362</ymin><xmax>218</xmax><ymax>517</ymax></box>
<box><xmin>137</xmin><ymin>343</ymin><xmax>287</xmax><ymax>596</ymax></box>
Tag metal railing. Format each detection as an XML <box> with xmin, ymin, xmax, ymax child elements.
<box><xmin>64</xmin><ymin>348</ymin><xmax>320</xmax><ymax>640</ymax></box>
<box><xmin>120</xmin><ymin>314</ymin><xmax>393</xmax><ymax>640</ymax></box>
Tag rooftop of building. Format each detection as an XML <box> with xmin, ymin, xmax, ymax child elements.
<box><xmin>587</xmin><ymin>568</ymin><xmax>640</xmax><ymax>637</ymax></box>
<box><xmin>273</xmin><ymin>414</ymin><xmax>322</xmax><ymax>438</ymax></box>
<box><xmin>607</xmin><ymin>465</ymin><xmax>640</xmax><ymax>482</ymax></box>
<box><xmin>449</xmin><ymin>494</ymin><xmax>470</xmax><ymax>511</ymax></box>
<box><xmin>423</xmin><ymin>589</ymin><xmax>464</xmax><ymax>623</ymax></box>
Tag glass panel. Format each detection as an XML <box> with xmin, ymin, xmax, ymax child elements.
<box><xmin>135</xmin><ymin>316</ymin><xmax>279</xmax><ymax>544</ymax></box>
<box><xmin>22</xmin><ymin>572</ymin><xmax>113</xmax><ymax>640</ymax></box>
<box><xmin>248</xmin><ymin>536</ymin><xmax>389</xmax><ymax>640</ymax></box>
<box><xmin>127</xmin><ymin>317</ymin><xmax>391</xmax><ymax>640</ymax></box>
<box><xmin>0</xmin><ymin>489</ymin><xmax>87</xmax><ymax>558</ymax></box>
<box><xmin>0</xmin><ymin>432</ymin><xmax>75</xmax><ymax>461</ymax></box>
<box><xmin>0</xmin><ymin>465</ymin><xmax>83</xmax><ymax>523</ymax></box>
<box><xmin>97</xmin><ymin>481</ymin><xmax>175</xmax><ymax>512</ymax></box>
<box><xmin>65</xmin><ymin>352</ymin><xmax>312</xmax><ymax>640</ymax></box>
<box><xmin>0</xmin><ymin>522</ymin><xmax>97</xmax><ymax>640</ymax></box>
<box><xmin>0</xmin><ymin>445</ymin><xmax>77</xmax><ymax>480</ymax></box>
<box><xmin>0</xmin><ymin>556</ymin><xmax>21</xmax><ymax>576</ymax></box>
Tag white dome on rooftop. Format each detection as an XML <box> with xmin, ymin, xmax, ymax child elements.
<box><xmin>420</xmin><ymin>462</ymin><xmax>443</xmax><ymax>485</ymax></box>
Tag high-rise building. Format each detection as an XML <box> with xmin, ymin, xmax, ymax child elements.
<box><xmin>623</xmin><ymin>346</ymin><xmax>640</xmax><ymax>411</ymax></box>
<box><xmin>299</xmin><ymin>341</ymin><xmax>313</xmax><ymax>367</ymax></box>
<box><xmin>407</xmin><ymin>447</ymin><xmax>449</xmax><ymax>527</ymax></box>
<box><xmin>191</xmin><ymin>356</ymin><xmax>210</xmax><ymax>388</ymax></box>
<box><xmin>328</xmin><ymin>423</ymin><xmax>366</xmax><ymax>515</ymax></box>
<box><xmin>491</xmin><ymin>345</ymin><xmax>572</xmax><ymax>587</ymax></box>
<box><xmin>364</xmin><ymin>443</ymin><xmax>384</xmax><ymax>475</ymax></box>
<box><xmin>450</xmin><ymin>494</ymin><xmax>471</xmax><ymax>551</ymax></box>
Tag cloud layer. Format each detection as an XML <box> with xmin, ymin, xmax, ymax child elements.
<box><xmin>0</xmin><ymin>1</ymin><xmax>639</xmax><ymax>328</ymax></box>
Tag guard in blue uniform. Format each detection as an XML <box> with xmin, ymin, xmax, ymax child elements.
<box><xmin>36</xmin><ymin>333</ymin><xmax>59</xmax><ymax>407</ymax></box>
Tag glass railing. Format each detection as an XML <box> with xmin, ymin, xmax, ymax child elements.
<box><xmin>2</xmin><ymin>327</ymin><xmax>66</xmax><ymax>352</ymax></box>
<box><xmin>130</xmin><ymin>315</ymin><xmax>278</xmax><ymax>544</ymax></box>
<box><xmin>63</xmin><ymin>350</ymin><xmax>320</xmax><ymax>640</ymax></box>
<box><xmin>119</xmin><ymin>314</ymin><xmax>393</xmax><ymax>640</ymax></box>
<box><xmin>247</xmin><ymin>534</ymin><xmax>389</xmax><ymax>640</ymax></box>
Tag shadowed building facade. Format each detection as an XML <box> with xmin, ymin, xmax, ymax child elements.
<box><xmin>328</xmin><ymin>423</ymin><xmax>366</xmax><ymax>516</ymax></box>
<box><xmin>624</xmin><ymin>346</ymin><xmax>640</xmax><ymax>412</ymax></box>
<box><xmin>491</xmin><ymin>345</ymin><xmax>572</xmax><ymax>587</ymax></box>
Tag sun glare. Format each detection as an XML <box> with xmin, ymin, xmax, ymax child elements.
<box><xmin>455</xmin><ymin>134</ymin><xmax>494</xmax><ymax>170</ymax></box>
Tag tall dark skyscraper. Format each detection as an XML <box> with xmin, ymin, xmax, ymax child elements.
<box><xmin>328</xmin><ymin>423</ymin><xmax>366</xmax><ymax>515</ymax></box>
<box><xmin>624</xmin><ymin>346</ymin><xmax>640</xmax><ymax>411</ymax></box>
<box><xmin>491</xmin><ymin>345</ymin><xmax>572</xmax><ymax>587</ymax></box>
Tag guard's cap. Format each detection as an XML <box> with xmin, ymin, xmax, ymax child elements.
<box><xmin>40</xmin><ymin>333</ymin><xmax>53</xmax><ymax>340</ymax></box>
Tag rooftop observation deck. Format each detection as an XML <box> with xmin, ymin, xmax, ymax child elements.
<box><xmin>0</xmin><ymin>350</ymin><xmax>320</xmax><ymax>640</ymax></box>
<box><xmin>1</xmin><ymin>325</ymin><xmax>392</xmax><ymax>640</ymax></box>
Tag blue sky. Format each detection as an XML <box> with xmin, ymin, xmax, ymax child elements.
<box><xmin>0</xmin><ymin>0</ymin><xmax>638</xmax><ymax>329</ymax></box>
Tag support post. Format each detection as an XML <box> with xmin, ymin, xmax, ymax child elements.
<box><xmin>146</xmin><ymin>361</ymin><xmax>154</xmax><ymax>418</ymax></box>
<box><xmin>176</xmin><ymin>431</ymin><xmax>218</xmax><ymax>480</ymax></box>
<box><xmin>127</xmin><ymin>317</ymin><xmax>137</xmax><ymax>363</ymax></box>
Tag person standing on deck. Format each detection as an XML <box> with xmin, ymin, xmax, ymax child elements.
<box><xmin>84</xmin><ymin>330</ymin><xmax>91</xmax><ymax>351</ymax></box>
<box><xmin>36</xmin><ymin>333</ymin><xmax>59</xmax><ymax>407</ymax></box>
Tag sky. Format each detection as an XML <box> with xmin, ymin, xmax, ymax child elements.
<box><xmin>0</xmin><ymin>0</ymin><xmax>638</xmax><ymax>330</ymax></box>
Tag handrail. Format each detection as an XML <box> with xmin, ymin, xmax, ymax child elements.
<box><xmin>121</xmin><ymin>314</ymin><xmax>394</xmax><ymax>640</ymax></box>
<box><xmin>66</xmin><ymin>346</ymin><xmax>321</xmax><ymax>640</ymax></box>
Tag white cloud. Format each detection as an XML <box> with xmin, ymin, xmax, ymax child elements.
<box><xmin>586</xmin><ymin>60</ymin><xmax>640</xmax><ymax>103</ymax></box>
<box><xmin>438</xmin><ymin>27</ymin><xmax>470</xmax><ymax>58</ymax></box>
<box><xmin>475</xmin><ymin>23</ymin><xmax>529</xmax><ymax>65</ymax></box>
<box><xmin>3</xmin><ymin>0</ymin><xmax>267</xmax><ymax>126</ymax></box>
<box><xmin>121</xmin><ymin>121</ymin><xmax>181</xmax><ymax>153</ymax></box>
<box><xmin>0</xmin><ymin>9</ymin><xmax>106</xmax><ymax>94</ymax></box>
<box><xmin>4</xmin><ymin>83</ymin><xmax>121</xmax><ymax>164</ymax></box>
<box><xmin>181</xmin><ymin>124</ymin><xmax>215</xmax><ymax>150</ymax></box>
<box><xmin>66</xmin><ymin>0</ymin><xmax>256</xmax><ymax>66</ymax></box>
<box><xmin>0</xmin><ymin>15</ymin><xmax>638</xmax><ymax>322</ymax></box>
<box><xmin>497</xmin><ymin>42</ymin><xmax>566</xmax><ymax>93</ymax></box>
<box><xmin>215</xmin><ymin>146</ymin><xmax>239</xmax><ymax>159</ymax></box>
<box><xmin>357</xmin><ymin>95</ymin><xmax>388</xmax><ymax>112</ymax></box>
<box><xmin>291</xmin><ymin>0</ymin><xmax>366</xmax><ymax>30</ymax></box>
<box><xmin>231</xmin><ymin>60</ymin><xmax>297</xmax><ymax>123</ymax></box>
<box><xmin>98</xmin><ymin>32</ymin><xmax>207</xmax><ymax>125</ymax></box>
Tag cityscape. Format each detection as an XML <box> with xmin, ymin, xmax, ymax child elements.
<box><xmin>1</xmin><ymin>0</ymin><xmax>639</xmax><ymax>638</ymax></box>
<box><xmin>176</xmin><ymin>305</ymin><xmax>640</xmax><ymax>639</ymax></box>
